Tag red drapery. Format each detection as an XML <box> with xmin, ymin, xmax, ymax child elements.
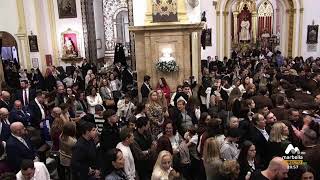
<box><xmin>258</xmin><ymin>16</ymin><xmax>272</xmax><ymax>36</ymax></box>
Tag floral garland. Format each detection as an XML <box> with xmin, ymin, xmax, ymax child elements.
<box><xmin>155</xmin><ymin>60</ymin><xmax>179</xmax><ymax>72</ymax></box>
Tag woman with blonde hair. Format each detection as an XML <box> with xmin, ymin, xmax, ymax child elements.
<box><xmin>156</xmin><ymin>89</ymin><xmax>168</xmax><ymax>109</ymax></box>
<box><xmin>216</xmin><ymin>160</ymin><xmax>240</xmax><ymax>180</ymax></box>
<box><xmin>151</xmin><ymin>150</ymin><xmax>179</xmax><ymax>180</ymax></box>
<box><xmin>267</xmin><ymin>122</ymin><xmax>291</xmax><ymax>162</ymax></box>
<box><xmin>203</xmin><ymin>137</ymin><xmax>223</xmax><ymax>180</ymax></box>
<box><xmin>146</xmin><ymin>90</ymin><xmax>164</xmax><ymax>138</ymax></box>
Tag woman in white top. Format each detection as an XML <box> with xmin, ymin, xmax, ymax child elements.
<box><xmin>86</xmin><ymin>87</ymin><xmax>103</xmax><ymax>114</ymax></box>
<box><xmin>109</xmin><ymin>73</ymin><xmax>122</xmax><ymax>101</ymax></box>
<box><xmin>85</xmin><ymin>70</ymin><xmax>93</xmax><ymax>89</ymax></box>
<box><xmin>151</xmin><ymin>150</ymin><xmax>179</xmax><ymax>180</ymax></box>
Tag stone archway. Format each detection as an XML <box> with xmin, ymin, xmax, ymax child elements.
<box><xmin>0</xmin><ymin>31</ymin><xmax>19</xmax><ymax>89</ymax></box>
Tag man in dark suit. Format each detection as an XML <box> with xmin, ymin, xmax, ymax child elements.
<box><xmin>249</xmin><ymin>113</ymin><xmax>269</xmax><ymax>168</ymax></box>
<box><xmin>71</xmin><ymin>122</ymin><xmax>100</xmax><ymax>180</ymax></box>
<box><xmin>0</xmin><ymin>91</ymin><xmax>12</xmax><ymax>110</ymax></box>
<box><xmin>9</xmin><ymin>100</ymin><xmax>32</xmax><ymax>126</ymax></box>
<box><xmin>28</xmin><ymin>91</ymin><xmax>47</xmax><ymax>128</ymax></box>
<box><xmin>6</xmin><ymin>122</ymin><xmax>36</xmax><ymax>172</ymax></box>
<box><xmin>15</xmin><ymin>80</ymin><xmax>36</xmax><ymax>107</ymax></box>
<box><xmin>100</xmin><ymin>109</ymin><xmax>120</xmax><ymax>176</ymax></box>
<box><xmin>0</xmin><ymin>120</ymin><xmax>10</xmax><ymax>141</ymax></box>
<box><xmin>140</xmin><ymin>75</ymin><xmax>152</xmax><ymax>102</ymax></box>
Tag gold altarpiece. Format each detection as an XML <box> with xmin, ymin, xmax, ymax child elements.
<box><xmin>130</xmin><ymin>0</ymin><xmax>203</xmax><ymax>101</ymax></box>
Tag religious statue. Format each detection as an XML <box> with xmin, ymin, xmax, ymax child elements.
<box><xmin>261</xmin><ymin>29</ymin><xmax>270</xmax><ymax>49</ymax></box>
<box><xmin>159</xmin><ymin>48</ymin><xmax>175</xmax><ymax>62</ymax></box>
<box><xmin>63</xmin><ymin>37</ymin><xmax>78</xmax><ymax>58</ymax></box>
<box><xmin>240</xmin><ymin>17</ymin><xmax>251</xmax><ymax>41</ymax></box>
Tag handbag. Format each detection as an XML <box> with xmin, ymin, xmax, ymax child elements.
<box><xmin>105</xmin><ymin>99</ymin><xmax>115</xmax><ymax>106</ymax></box>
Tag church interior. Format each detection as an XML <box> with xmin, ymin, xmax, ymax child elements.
<box><xmin>1</xmin><ymin>0</ymin><xmax>320</xmax><ymax>179</ymax></box>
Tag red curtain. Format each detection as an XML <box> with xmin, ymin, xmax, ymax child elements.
<box><xmin>258</xmin><ymin>16</ymin><xmax>272</xmax><ymax>36</ymax></box>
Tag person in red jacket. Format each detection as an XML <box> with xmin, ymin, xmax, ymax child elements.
<box><xmin>157</xmin><ymin>77</ymin><xmax>171</xmax><ymax>105</ymax></box>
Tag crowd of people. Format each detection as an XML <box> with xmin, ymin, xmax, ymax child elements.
<box><xmin>0</xmin><ymin>50</ymin><xmax>320</xmax><ymax>180</ymax></box>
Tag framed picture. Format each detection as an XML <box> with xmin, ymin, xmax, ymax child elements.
<box><xmin>96</xmin><ymin>39</ymin><xmax>102</xmax><ymax>49</ymax></box>
<box><xmin>32</xmin><ymin>58</ymin><xmax>39</xmax><ymax>68</ymax></box>
<box><xmin>45</xmin><ymin>54</ymin><xmax>53</xmax><ymax>66</ymax></box>
<box><xmin>57</xmin><ymin>0</ymin><xmax>77</xmax><ymax>19</ymax></box>
<box><xmin>61</xmin><ymin>29</ymin><xmax>81</xmax><ymax>59</ymax></box>
<box><xmin>28</xmin><ymin>35</ymin><xmax>39</xmax><ymax>52</ymax></box>
<box><xmin>205</xmin><ymin>29</ymin><xmax>212</xmax><ymax>46</ymax></box>
<box><xmin>307</xmin><ymin>25</ymin><xmax>319</xmax><ymax>44</ymax></box>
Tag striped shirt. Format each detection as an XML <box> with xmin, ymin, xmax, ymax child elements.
<box><xmin>94</xmin><ymin>115</ymin><xmax>105</xmax><ymax>133</ymax></box>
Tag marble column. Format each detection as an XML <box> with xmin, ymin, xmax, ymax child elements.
<box><xmin>233</xmin><ymin>12</ymin><xmax>238</xmax><ymax>44</ymax></box>
<box><xmin>252</xmin><ymin>12</ymin><xmax>258</xmax><ymax>43</ymax></box>
<box><xmin>216</xmin><ymin>11</ymin><xmax>221</xmax><ymax>58</ymax></box>
<box><xmin>191</xmin><ymin>31</ymin><xmax>201</xmax><ymax>82</ymax></box>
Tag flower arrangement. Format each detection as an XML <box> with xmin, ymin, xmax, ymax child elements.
<box><xmin>155</xmin><ymin>60</ymin><xmax>179</xmax><ymax>72</ymax></box>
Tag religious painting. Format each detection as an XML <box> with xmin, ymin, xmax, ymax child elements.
<box><xmin>57</xmin><ymin>0</ymin><xmax>77</xmax><ymax>19</ymax></box>
<box><xmin>307</xmin><ymin>25</ymin><xmax>319</xmax><ymax>44</ymax></box>
<box><xmin>61</xmin><ymin>29</ymin><xmax>81</xmax><ymax>59</ymax></box>
<box><xmin>152</xmin><ymin>0</ymin><xmax>178</xmax><ymax>22</ymax></box>
<box><xmin>28</xmin><ymin>35</ymin><xmax>39</xmax><ymax>52</ymax></box>
<box><xmin>45</xmin><ymin>54</ymin><xmax>53</xmax><ymax>66</ymax></box>
<box><xmin>205</xmin><ymin>28</ymin><xmax>212</xmax><ymax>46</ymax></box>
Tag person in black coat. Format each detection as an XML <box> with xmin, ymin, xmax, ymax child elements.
<box><xmin>0</xmin><ymin>121</ymin><xmax>10</xmax><ymax>141</ymax></box>
<box><xmin>238</xmin><ymin>141</ymin><xmax>262</xmax><ymax>180</ymax></box>
<box><xmin>28</xmin><ymin>91</ymin><xmax>47</xmax><ymax>128</ymax></box>
<box><xmin>0</xmin><ymin>91</ymin><xmax>12</xmax><ymax>110</ymax></box>
<box><xmin>71</xmin><ymin>122</ymin><xmax>100</xmax><ymax>180</ymax></box>
<box><xmin>141</xmin><ymin>75</ymin><xmax>152</xmax><ymax>102</ymax></box>
<box><xmin>100</xmin><ymin>109</ymin><xmax>121</xmax><ymax>176</ymax></box>
<box><xmin>130</xmin><ymin>117</ymin><xmax>155</xmax><ymax>180</ymax></box>
<box><xmin>15</xmin><ymin>80</ymin><xmax>36</xmax><ymax>107</ymax></box>
<box><xmin>9</xmin><ymin>100</ymin><xmax>32</xmax><ymax>126</ymax></box>
<box><xmin>6</xmin><ymin>122</ymin><xmax>36</xmax><ymax>172</ymax></box>
<box><xmin>248</xmin><ymin>113</ymin><xmax>269</xmax><ymax>168</ymax></box>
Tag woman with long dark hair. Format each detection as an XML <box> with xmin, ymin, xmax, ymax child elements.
<box><xmin>237</xmin><ymin>140</ymin><xmax>261</xmax><ymax>180</ymax></box>
<box><xmin>105</xmin><ymin>148</ymin><xmax>128</xmax><ymax>180</ymax></box>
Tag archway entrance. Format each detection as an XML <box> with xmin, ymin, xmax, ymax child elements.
<box><xmin>0</xmin><ymin>31</ymin><xmax>20</xmax><ymax>88</ymax></box>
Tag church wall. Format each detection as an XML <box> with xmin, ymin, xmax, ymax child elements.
<box><xmin>132</xmin><ymin>0</ymin><xmax>201</xmax><ymax>26</ymax></box>
<box><xmin>200</xmin><ymin>0</ymin><xmax>217</xmax><ymax>60</ymax></box>
<box><xmin>53</xmin><ymin>0</ymin><xmax>85</xmax><ymax>67</ymax></box>
<box><xmin>24</xmin><ymin>0</ymin><xmax>42</xmax><ymax>69</ymax></box>
<box><xmin>301</xmin><ymin>0</ymin><xmax>320</xmax><ymax>58</ymax></box>
<box><xmin>0</xmin><ymin>0</ymin><xmax>19</xmax><ymax>39</ymax></box>
<box><xmin>93</xmin><ymin>0</ymin><xmax>105</xmax><ymax>59</ymax></box>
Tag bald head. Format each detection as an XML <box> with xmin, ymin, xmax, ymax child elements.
<box><xmin>0</xmin><ymin>108</ymin><xmax>9</xmax><ymax>119</ymax></box>
<box><xmin>10</xmin><ymin>122</ymin><xmax>25</xmax><ymax>137</ymax></box>
<box><xmin>1</xmin><ymin>91</ymin><xmax>10</xmax><ymax>101</ymax></box>
<box><xmin>267</xmin><ymin>157</ymin><xmax>289</xmax><ymax>180</ymax></box>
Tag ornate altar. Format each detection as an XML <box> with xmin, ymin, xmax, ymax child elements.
<box><xmin>232</xmin><ymin>0</ymin><xmax>257</xmax><ymax>48</ymax></box>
